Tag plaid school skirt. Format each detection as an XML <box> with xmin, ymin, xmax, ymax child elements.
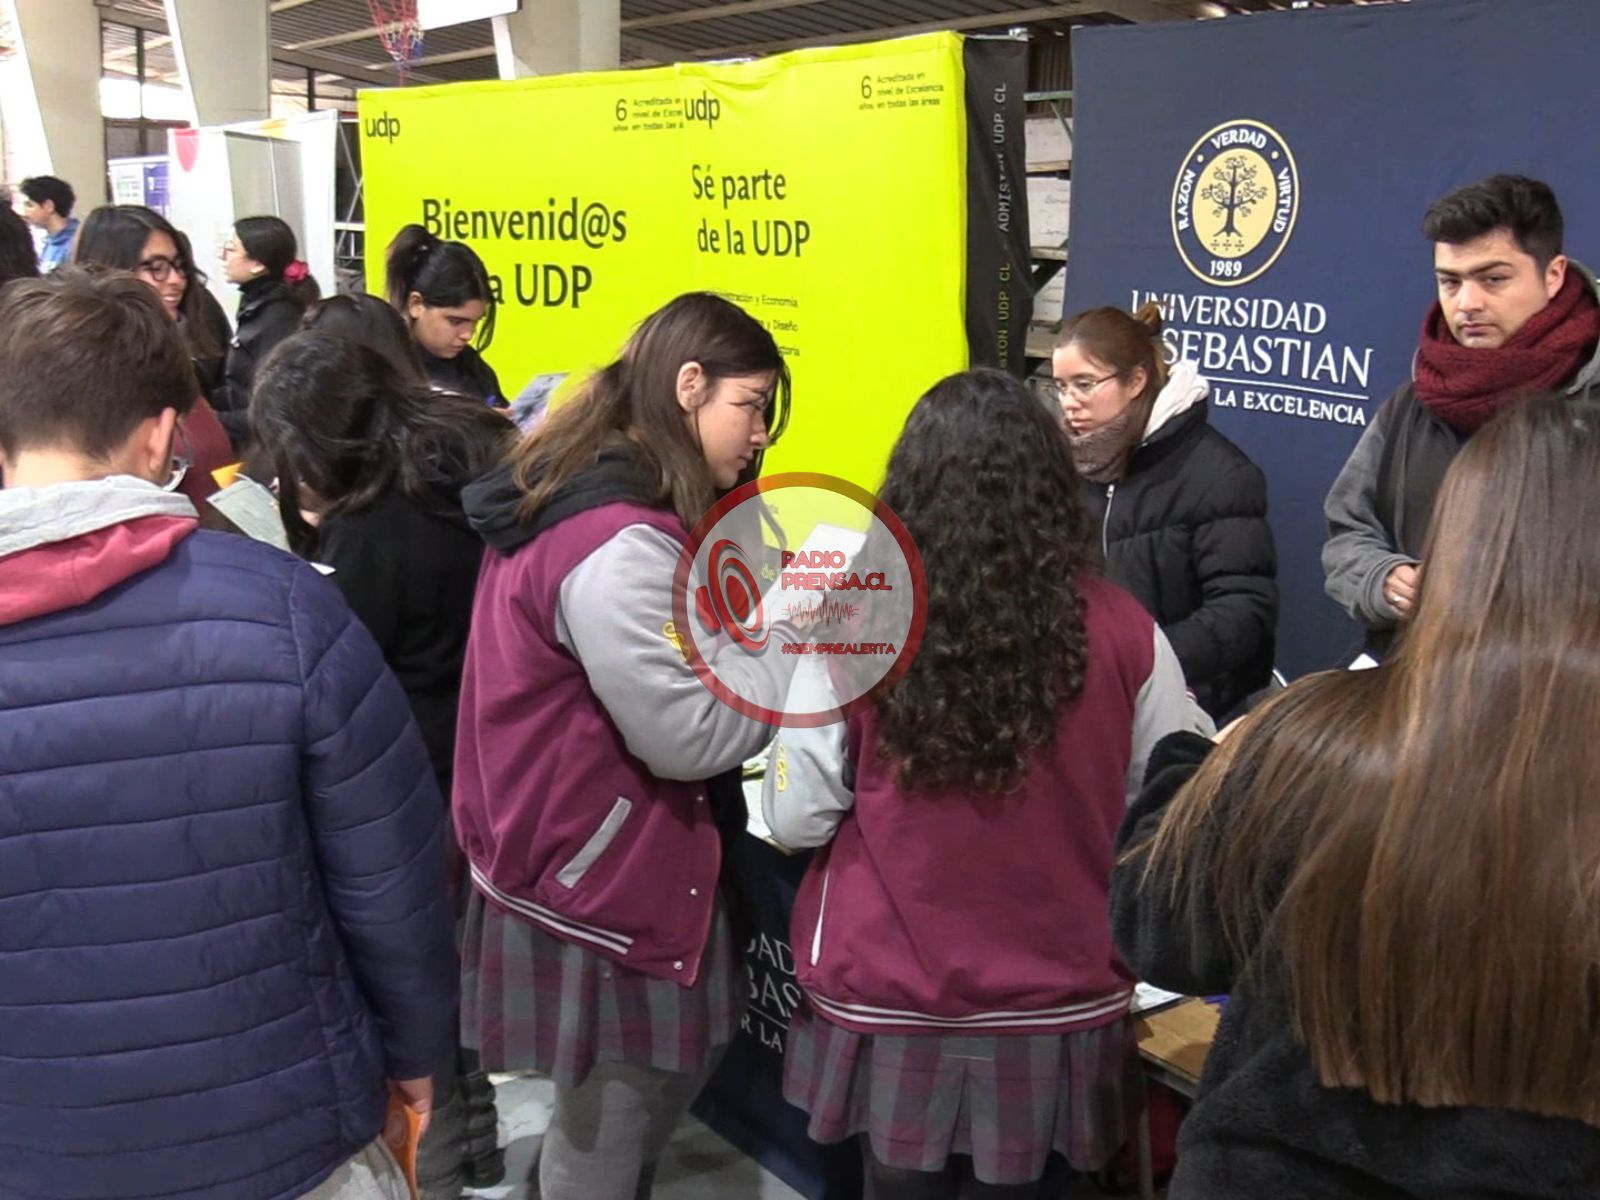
<box><xmin>783</xmin><ymin>1004</ymin><xmax>1144</xmax><ymax>1185</ymax></box>
<box><xmin>459</xmin><ymin>888</ymin><xmax>741</xmax><ymax>1087</ymax></box>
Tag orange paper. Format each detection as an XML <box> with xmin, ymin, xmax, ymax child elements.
<box><xmin>382</xmin><ymin>1091</ymin><xmax>422</xmax><ymax>1200</ymax></box>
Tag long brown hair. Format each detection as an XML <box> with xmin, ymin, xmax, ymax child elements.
<box><xmin>510</xmin><ymin>291</ymin><xmax>791</xmax><ymax>529</ymax></box>
<box><xmin>1145</xmin><ymin>393</ymin><xmax>1600</xmax><ymax>1124</ymax></box>
<box><xmin>250</xmin><ymin>331</ymin><xmax>513</xmax><ymax>558</ymax></box>
<box><xmin>72</xmin><ymin>205</ymin><xmax>221</xmax><ymax>360</ymax></box>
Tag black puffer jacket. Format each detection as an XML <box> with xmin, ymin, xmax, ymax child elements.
<box><xmin>1079</xmin><ymin>364</ymin><xmax>1277</xmax><ymax>719</ymax></box>
<box><xmin>213</xmin><ymin>277</ymin><xmax>306</xmax><ymax>451</ymax></box>
<box><xmin>422</xmin><ymin>345</ymin><xmax>505</xmax><ymax>408</ymax></box>
<box><xmin>316</xmin><ymin>486</ymin><xmax>483</xmax><ymax>793</ymax></box>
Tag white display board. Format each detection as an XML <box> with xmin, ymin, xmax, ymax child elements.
<box><xmin>166</xmin><ymin>110</ymin><xmax>338</xmax><ymax>321</ymax></box>
<box><xmin>418</xmin><ymin>0</ymin><xmax>518</xmax><ymax>30</ymax></box>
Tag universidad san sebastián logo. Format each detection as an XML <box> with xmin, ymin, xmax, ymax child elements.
<box><xmin>1171</xmin><ymin>118</ymin><xmax>1298</xmax><ymax>288</ymax></box>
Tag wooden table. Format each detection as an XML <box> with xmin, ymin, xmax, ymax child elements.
<box><xmin>1130</xmin><ymin>998</ymin><xmax>1221</xmax><ymax>1198</ymax></box>
<box><xmin>1136</xmin><ymin>998</ymin><xmax>1220</xmax><ymax>1099</ymax></box>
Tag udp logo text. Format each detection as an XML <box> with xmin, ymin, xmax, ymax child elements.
<box><xmin>364</xmin><ymin>112</ymin><xmax>402</xmax><ymax>143</ymax></box>
<box><xmin>1172</xmin><ymin>119</ymin><xmax>1298</xmax><ymax>287</ymax></box>
<box><xmin>673</xmin><ymin>473</ymin><xmax>925</xmax><ymax>728</ymax></box>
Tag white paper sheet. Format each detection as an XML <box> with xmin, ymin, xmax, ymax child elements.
<box><xmin>1132</xmin><ymin>982</ymin><xmax>1188</xmax><ymax>1016</ymax></box>
<box><xmin>207</xmin><ymin>477</ymin><xmax>290</xmax><ymax>553</ymax></box>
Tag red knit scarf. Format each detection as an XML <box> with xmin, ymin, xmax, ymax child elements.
<box><xmin>1414</xmin><ymin>270</ymin><xmax>1600</xmax><ymax>434</ymax></box>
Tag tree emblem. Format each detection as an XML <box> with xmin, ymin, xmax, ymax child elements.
<box><xmin>1200</xmin><ymin>154</ymin><xmax>1269</xmax><ymax>253</ymax></box>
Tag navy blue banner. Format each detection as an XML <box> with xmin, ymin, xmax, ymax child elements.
<box><xmin>1066</xmin><ymin>0</ymin><xmax>1600</xmax><ymax>675</ymax></box>
<box><xmin>692</xmin><ymin>834</ymin><xmax>862</xmax><ymax>1200</ymax></box>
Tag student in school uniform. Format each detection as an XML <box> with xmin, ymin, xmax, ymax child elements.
<box><xmin>451</xmin><ymin>292</ymin><xmax>802</xmax><ymax>1199</ymax></box>
<box><xmin>766</xmin><ymin>369</ymin><xmax>1211</xmax><ymax>1200</ymax></box>
<box><xmin>1111</xmin><ymin>394</ymin><xmax>1600</xmax><ymax>1198</ymax></box>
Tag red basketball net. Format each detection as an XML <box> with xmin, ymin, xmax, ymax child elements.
<box><xmin>367</xmin><ymin>0</ymin><xmax>424</xmax><ymax>78</ymax></box>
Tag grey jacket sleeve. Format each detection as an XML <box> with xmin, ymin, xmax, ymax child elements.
<box><xmin>556</xmin><ymin>523</ymin><xmax>804</xmax><ymax>782</ymax></box>
<box><xmin>762</xmin><ymin>660</ymin><xmax>853</xmax><ymax>850</ymax></box>
<box><xmin>1322</xmin><ymin>391</ymin><xmax>1415</xmax><ymax>627</ymax></box>
<box><xmin>1128</xmin><ymin>627</ymin><xmax>1216</xmax><ymax>807</ymax></box>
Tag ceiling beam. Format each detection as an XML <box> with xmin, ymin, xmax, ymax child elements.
<box><xmin>96</xmin><ymin>3</ymin><xmax>171</xmax><ymax>32</ymax></box>
<box><xmin>285</xmin><ymin>24</ymin><xmax>388</xmax><ymax>52</ymax></box>
<box><xmin>688</xmin><ymin>3</ymin><xmax>1103</xmax><ymax>59</ymax></box>
<box><xmin>105</xmin><ymin>32</ymin><xmax>173</xmax><ymax>63</ymax></box>
<box><xmin>1091</xmin><ymin>0</ymin><xmax>1187</xmax><ymax>18</ymax></box>
<box><xmin>623</xmin><ymin>0</ymin><xmax>832</xmax><ymax>32</ymax></box>
<box><xmin>366</xmin><ymin>45</ymin><xmax>493</xmax><ymax>70</ymax></box>
<box><xmin>269</xmin><ymin>0</ymin><xmax>320</xmax><ymax>11</ymax></box>
<box><xmin>620</xmin><ymin>29</ymin><xmax>700</xmax><ymax>67</ymax></box>
<box><xmin>282</xmin><ymin>44</ymin><xmax>431</xmax><ymax>85</ymax></box>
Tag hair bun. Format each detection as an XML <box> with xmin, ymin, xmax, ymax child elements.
<box><xmin>1132</xmin><ymin>300</ymin><xmax>1164</xmax><ymax>337</ymax></box>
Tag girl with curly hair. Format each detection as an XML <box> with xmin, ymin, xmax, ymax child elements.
<box><xmin>765</xmin><ymin>368</ymin><xmax>1210</xmax><ymax>1198</ymax></box>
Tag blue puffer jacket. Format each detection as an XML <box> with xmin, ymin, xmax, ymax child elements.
<box><xmin>0</xmin><ymin>477</ymin><xmax>459</xmax><ymax>1200</ymax></box>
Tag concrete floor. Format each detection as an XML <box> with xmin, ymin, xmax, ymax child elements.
<box><xmin>465</xmin><ymin>1075</ymin><xmax>1151</xmax><ymax>1199</ymax></box>
<box><xmin>465</xmin><ymin>1075</ymin><xmax>807</xmax><ymax>1199</ymax></box>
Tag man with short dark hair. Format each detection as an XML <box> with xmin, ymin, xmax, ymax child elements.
<box><xmin>16</xmin><ymin>174</ymin><xmax>78</xmax><ymax>272</ymax></box>
<box><xmin>1323</xmin><ymin>174</ymin><xmax>1600</xmax><ymax>655</ymax></box>
<box><xmin>0</xmin><ymin>271</ymin><xmax>458</xmax><ymax>1199</ymax></box>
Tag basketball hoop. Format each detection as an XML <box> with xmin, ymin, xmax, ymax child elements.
<box><xmin>367</xmin><ymin>0</ymin><xmax>425</xmax><ymax>80</ymax></box>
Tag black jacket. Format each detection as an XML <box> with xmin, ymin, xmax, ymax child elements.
<box><xmin>213</xmin><ymin>278</ymin><xmax>306</xmax><ymax>451</ymax></box>
<box><xmin>423</xmin><ymin>345</ymin><xmax>505</xmax><ymax>408</ymax></box>
<box><xmin>1080</xmin><ymin>375</ymin><xmax>1276</xmax><ymax>720</ymax></box>
<box><xmin>317</xmin><ymin>486</ymin><xmax>483</xmax><ymax>789</ymax></box>
<box><xmin>1111</xmin><ymin>733</ymin><xmax>1600</xmax><ymax>1199</ymax></box>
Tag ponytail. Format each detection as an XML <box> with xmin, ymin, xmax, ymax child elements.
<box><xmin>1132</xmin><ymin>300</ymin><xmax>1170</xmax><ymax>394</ymax></box>
<box><xmin>280</xmin><ymin>261</ymin><xmax>321</xmax><ymax>306</ymax></box>
<box><xmin>385</xmin><ymin>223</ymin><xmax>439</xmax><ymax>312</ymax></box>
<box><xmin>1133</xmin><ymin>299</ymin><xmax>1164</xmax><ymax>335</ymax></box>
<box><xmin>235</xmin><ymin>215</ymin><xmax>320</xmax><ymax>307</ymax></box>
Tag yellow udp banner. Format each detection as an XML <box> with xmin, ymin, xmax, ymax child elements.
<box><xmin>361</xmin><ymin>32</ymin><xmax>1005</xmax><ymax>515</ymax></box>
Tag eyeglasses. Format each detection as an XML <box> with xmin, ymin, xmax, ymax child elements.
<box><xmin>162</xmin><ymin>424</ymin><xmax>193</xmax><ymax>493</ymax></box>
<box><xmin>138</xmin><ymin>256</ymin><xmax>188</xmax><ymax>283</ymax></box>
<box><xmin>1032</xmin><ymin>373</ymin><xmax>1121</xmax><ymax>406</ymax></box>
